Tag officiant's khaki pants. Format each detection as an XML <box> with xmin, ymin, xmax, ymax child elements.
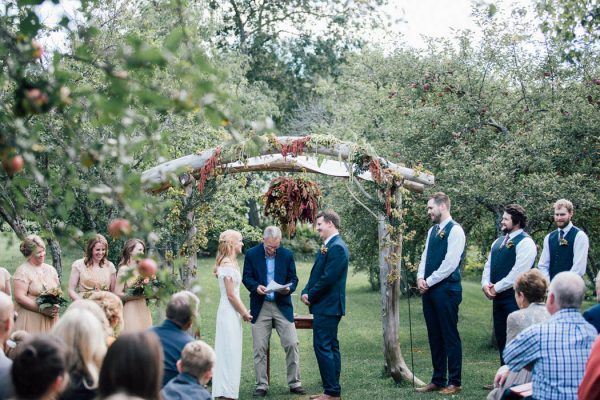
<box><xmin>252</xmin><ymin>301</ymin><xmax>301</xmax><ymax>390</ymax></box>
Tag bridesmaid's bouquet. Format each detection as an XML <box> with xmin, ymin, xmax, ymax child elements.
<box><xmin>36</xmin><ymin>287</ymin><xmax>69</xmax><ymax>311</ymax></box>
<box><xmin>126</xmin><ymin>275</ymin><xmax>164</xmax><ymax>298</ymax></box>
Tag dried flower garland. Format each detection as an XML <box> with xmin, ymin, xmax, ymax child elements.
<box><xmin>263</xmin><ymin>176</ymin><xmax>322</xmax><ymax>237</ymax></box>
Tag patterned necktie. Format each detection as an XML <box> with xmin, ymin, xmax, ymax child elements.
<box><xmin>500</xmin><ymin>234</ymin><xmax>509</xmax><ymax>248</ymax></box>
<box><xmin>435</xmin><ymin>224</ymin><xmax>441</xmax><ymax>236</ymax></box>
<box><xmin>559</xmin><ymin>229</ymin><xmax>565</xmax><ymax>240</ymax></box>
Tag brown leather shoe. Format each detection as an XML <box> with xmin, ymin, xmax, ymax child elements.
<box><xmin>312</xmin><ymin>396</ymin><xmax>340</xmax><ymax>400</ymax></box>
<box><xmin>482</xmin><ymin>384</ymin><xmax>495</xmax><ymax>390</ymax></box>
<box><xmin>309</xmin><ymin>395</ymin><xmax>324</xmax><ymax>400</ymax></box>
<box><xmin>439</xmin><ymin>385</ymin><xmax>462</xmax><ymax>395</ymax></box>
<box><xmin>415</xmin><ymin>383</ymin><xmax>442</xmax><ymax>392</ymax></box>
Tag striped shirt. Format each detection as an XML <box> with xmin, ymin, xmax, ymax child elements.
<box><xmin>503</xmin><ymin>308</ymin><xmax>596</xmax><ymax>400</ymax></box>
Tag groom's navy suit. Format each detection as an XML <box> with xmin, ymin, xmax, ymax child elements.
<box><xmin>242</xmin><ymin>244</ymin><xmax>299</xmax><ymax>323</ymax></box>
<box><xmin>302</xmin><ymin>234</ymin><xmax>349</xmax><ymax>398</ymax></box>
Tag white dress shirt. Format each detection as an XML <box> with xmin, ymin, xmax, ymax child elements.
<box><xmin>537</xmin><ymin>222</ymin><xmax>589</xmax><ymax>280</ymax></box>
<box><xmin>417</xmin><ymin>216</ymin><xmax>466</xmax><ymax>288</ymax></box>
<box><xmin>480</xmin><ymin>229</ymin><xmax>537</xmax><ymax>293</ymax></box>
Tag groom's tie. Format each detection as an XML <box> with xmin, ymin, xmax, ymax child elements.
<box><xmin>500</xmin><ymin>234</ymin><xmax>509</xmax><ymax>248</ymax></box>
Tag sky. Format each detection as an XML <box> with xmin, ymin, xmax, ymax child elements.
<box><xmin>35</xmin><ymin>0</ymin><xmax>532</xmax><ymax>52</ymax></box>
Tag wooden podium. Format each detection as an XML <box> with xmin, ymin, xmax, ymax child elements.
<box><xmin>266</xmin><ymin>314</ymin><xmax>313</xmax><ymax>384</ymax></box>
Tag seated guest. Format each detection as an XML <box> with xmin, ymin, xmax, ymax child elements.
<box><xmin>150</xmin><ymin>291</ymin><xmax>199</xmax><ymax>386</ymax></box>
<box><xmin>5</xmin><ymin>330</ymin><xmax>30</xmax><ymax>360</ymax></box>
<box><xmin>487</xmin><ymin>269</ymin><xmax>550</xmax><ymax>400</ymax></box>
<box><xmin>53</xmin><ymin>308</ymin><xmax>108</xmax><ymax>400</ymax></box>
<box><xmin>88</xmin><ymin>291</ymin><xmax>124</xmax><ymax>338</ymax></box>
<box><xmin>98</xmin><ymin>331</ymin><xmax>163</xmax><ymax>400</ymax></box>
<box><xmin>503</xmin><ymin>271</ymin><xmax>596</xmax><ymax>399</ymax></box>
<box><xmin>579</xmin><ymin>335</ymin><xmax>600</xmax><ymax>400</ymax></box>
<box><xmin>11</xmin><ymin>335</ymin><xmax>69</xmax><ymax>400</ymax></box>
<box><xmin>161</xmin><ymin>340</ymin><xmax>215</xmax><ymax>400</ymax></box>
<box><xmin>583</xmin><ymin>270</ymin><xmax>600</xmax><ymax>333</ymax></box>
<box><xmin>0</xmin><ymin>292</ymin><xmax>15</xmax><ymax>399</ymax></box>
<box><xmin>67</xmin><ymin>300</ymin><xmax>113</xmax><ymax>345</ymax></box>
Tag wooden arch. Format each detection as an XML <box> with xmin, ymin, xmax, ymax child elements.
<box><xmin>142</xmin><ymin>135</ymin><xmax>433</xmax><ymax>385</ymax></box>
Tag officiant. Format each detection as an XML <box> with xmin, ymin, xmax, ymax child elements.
<box><xmin>242</xmin><ymin>226</ymin><xmax>306</xmax><ymax>397</ymax></box>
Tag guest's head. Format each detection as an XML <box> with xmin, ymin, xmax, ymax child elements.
<box><xmin>263</xmin><ymin>226</ymin><xmax>282</xmax><ymax>257</ymax></box>
<box><xmin>84</xmin><ymin>234</ymin><xmax>109</xmax><ymax>267</ymax></box>
<box><xmin>19</xmin><ymin>234</ymin><xmax>46</xmax><ymax>265</ymax></box>
<box><xmin>546</xmin><ymin>271</ymin><xmax>586</xmax><ymax>314</ymax></box>
<box><xmin>118</xmin><ymin>239</ymin><xmax>146</xmax><ymax>267</ymax></box>
<box><xmin>52</xmin><ymin>308</ymin><xmax>107</xmax><ymax>390</ymax></box>
<box><xmin>502</xmin><ymin>204</ymin><xmax>527</xmax><ymax>233</ymax></box>
<box><xmin>514</xmin><ymin>269</ymin><xmax>548</xmax><ymax>308</ymax></box>
<box><xmin>553</xmin><ymin>198</ymin><xmax>574</xmax><ymax>229</ymax></box>
<box><xmin>316</xmin><ymin>210</ymin><xmax>341</xmax><ymax>240</ymax></box>
<box><xmin>427</xmin><ymin>192</ymin><xmax>451</xmax><ymax>224</ymax></box>
<box><xmin>177</xmin><ymin>340</ymin><xmax>215</xmax><ymax>384</ymax></box>
<box><xmin>67</xmin><ymin>299</ymin><xmax>112</xmax><ymax>338</ymax></box>
<box><xmin>98</xmin><ymin>331</ymin><xmax>163</xmax><ymax>400</ymax></box>
<box><xmin>213</xmin><ymin>230</ymin><xmax>243</xmax><ymax>274</ymax></box>
<box><xmin>165</xmin><ymin>290</ymin><xmax>199</xmax><ymax>330</ymax></box>
<box><xmin>12</xmin><ymin>335</ymin><xmax>69</xmax><ymax>400</ymax></box>
<box><xmin>5</xmin><ymin>330</ymin><xmax>30</xmax><ymax>360</ymax></box>
<box><xmin>0</xmin><ymin>292</ymin><xmax>14</xmax><ymax>343</ymax></box>
<box><xmin>87</xmin><ymin>291</ymin><xmax>124</xmax><ymax>334</ymax></box>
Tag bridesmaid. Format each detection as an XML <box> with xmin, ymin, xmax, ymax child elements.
<box><xmin>68</xmin><ymin>234</ymin><xmax>116</xmax><ymax>300</ymax></box>
<box><xmin>0</xmin><ymin>265</ymin><xmax>10</xmax><ymax>296</ymax></box>
<box><xmin>113</xmin><ymin>238</ymin><xmax>152</xmax><ymax>332</ymax></box>
<box><xmin>13</xmin><ymin>234</ymin><xmax>60</xmax><ymax>333</ymax></box>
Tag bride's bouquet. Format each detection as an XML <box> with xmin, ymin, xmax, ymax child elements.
<box><xmin>36</xmin><ymin>286</ymin><xmax>69</xmax><ymax>311</ymax></box>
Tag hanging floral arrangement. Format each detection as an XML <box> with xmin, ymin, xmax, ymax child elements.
<box><xmin>263</xmin><ymin>176</ymin><xmax>322</xmax><ymax>237</ymax></box>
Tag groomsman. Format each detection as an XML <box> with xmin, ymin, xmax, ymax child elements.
<box><xmin>481</xmin><ymin>204</ymin><xmax>537</xmax><ymax>365</ymax></box>
<box><xmin>538</xmin><ymin>199</ymin><xmax>589</xmax><ymax>281</ymax></box>
<box><xmin>415</xmin><ymin>192</ymin><xmax>465</xmax><ymax>395</ymax></box>
<box><xmin>302</xmin><ymin>210</ymin><xmax>349</xmax><ymax>400</ymax></box>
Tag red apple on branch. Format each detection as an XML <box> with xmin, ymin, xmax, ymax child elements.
<box><xmin>2</xmin><ymin>155</ymin><xmax>24</xmax><ymax>176</ymax></box>
<box><xmin>107</xmin><ymin>219</ymin><xmax>132</xmax><ymax>239</ymax></box>
<box><xmin>138</xmin><ymin>258</ymin><xmax>158</xmax><ymax>278</ymax></box>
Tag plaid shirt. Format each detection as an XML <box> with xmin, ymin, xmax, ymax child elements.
<box><xmin>503</xmin><ymin>308</ymin><xmax>596</xmax><ymax>400</ymax></box>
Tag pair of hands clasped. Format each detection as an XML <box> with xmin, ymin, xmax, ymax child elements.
<box><xmin>482</xmin><ymin>283</ymin><xmax>497</xmax><ymax>299</ymax></box>
<box><xmin>40</xmin><ymin>304</ymin><xmax>59</xmax><ymax>318</ymax></box>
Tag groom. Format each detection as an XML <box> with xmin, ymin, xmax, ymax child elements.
<box><xmin>302</xmin><ymin>210</ymin><xmax>349</xmax><ymax>400</ymax></box>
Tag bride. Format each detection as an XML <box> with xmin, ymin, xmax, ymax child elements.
<box><xmin>212</xmin><ymin>230</ymin><xmax>252</xmax><ymax>400</ymax></box>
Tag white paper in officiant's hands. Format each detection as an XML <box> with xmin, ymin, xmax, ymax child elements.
<box><xmin>264</xmin><ymin>281</ymin><xmax>292</xmax><ymax>293</ymax></box>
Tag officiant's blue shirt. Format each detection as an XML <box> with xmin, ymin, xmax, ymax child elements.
<box><xmin>265</xmin><ymin>251</ymin><xmax>275</xmax><ymax>301</ymax></box>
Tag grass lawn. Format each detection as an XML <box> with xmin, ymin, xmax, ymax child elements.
<box><xmin>1</xmin><ymin>232</ymin><xmax>595</xmax><ymax>399</ymax></box>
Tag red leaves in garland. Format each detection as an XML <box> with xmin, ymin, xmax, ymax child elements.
<box><xmin>263</xmin><ymin>176</ymin><xmax>322</xmax><ymax>237</ymax></box>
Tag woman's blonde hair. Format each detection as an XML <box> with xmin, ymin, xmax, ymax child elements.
<box><xmin>87</xmin><ymin>291</ymin><xmax>124</xmax><ymax>335</ymax></box>
<box><xmin>213</xmin><ymin>230</ymin><xmax>242</xmax><ymax>276</ymax></box>
<box><xmin>67</xmin><ymin>299</ymin><xmax>112</xmax><ymax>338</ymax></box>
<box><xmin>118</xmin><ymin>238</ymin><xmax>146</xmax><ymax>267</ymax></box>
<box><xmin>84</xmin><ymin>234</ymin><xmax>109</xmax><ymax>268</ymax></box>
<box><xmin>52</xmin><ymin>308</ymin><xmax>108</xmax><ymax>389</ymax></box>
<box><xmin>19</xmin><ymin>234</ymin><xmax>45</xmax><ymax>258</ymax></box>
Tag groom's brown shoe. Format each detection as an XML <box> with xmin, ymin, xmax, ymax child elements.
<box><xmin>309</xmin><ymin>394</ymin><xmax>323</xmax><ymax>400</ymax></box>
<box><xmin>415</xmin><ymin>383</ymin><xmax>442</xmax><ymax>392</ymax></box>
<box><xmin>311</xmin><ymin>395</ymin><xmax>340</xmax><ymax>400</ymax></box>
<box><xmin>439</xmin><ymin>385</ymin><xmax>462</xmax><ymax>395</ymax></box>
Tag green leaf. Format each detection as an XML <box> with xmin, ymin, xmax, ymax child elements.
<box><xmin>164</xmin><ymin>27</ymin><xmax>184</xmax><ymax>52</ymax></box>
<box><xmin>19</xmin><ymin>10</ymin><xmax>41</xmax><ymax>37</ymax></box>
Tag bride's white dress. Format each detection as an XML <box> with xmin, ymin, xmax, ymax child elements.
<box><xmin>212</xmin><ymin>265</ymin><xmax>243</xmax><ymax>399</ymax></box>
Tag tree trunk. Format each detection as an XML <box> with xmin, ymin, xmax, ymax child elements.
<box><xmin>0</xmin><ymin>202</ymin><xmax>28</xmax><ymax>238</ymax></box>
<box><xmin>180</xmin><ymin>174</ymin><xmax>197</xmax><ymax>289</ymax></box>
<box><xmin>378</xmin><ymin>209</ymin><xmax>424</xmax><ymax>386</ymax></box>
<box><xmin>45</xmin><ymin>235</ymin><xmax>63</xmax><ymax>279</ymax></box>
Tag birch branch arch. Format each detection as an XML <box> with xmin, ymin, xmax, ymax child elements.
<box><xmin>142</xmin><ymin>134</ymin><xmax>434</xmax><ymax>385</ymax></box>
